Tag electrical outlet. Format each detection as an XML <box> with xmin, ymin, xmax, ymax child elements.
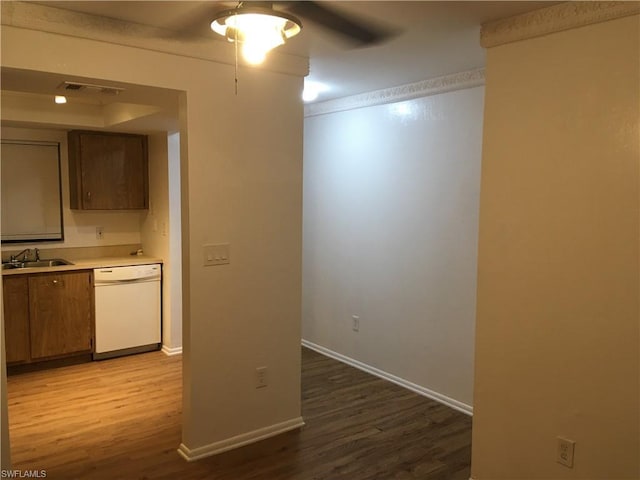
<box><xmin>352</xmin><ymin>315</ymin><xmax>360</xmax><ymax>332</ymax></box>
<box><xmin>557</xmin><ymin>437</ymin><xmax>575</xmax><ymax>468</ymax></box>
<box><xmin>96</xmin><ymin>226</ymin><xmax>104</xmax><ymax>240</ymax></box>
<box><xmin>255</xmin><ymin>366</ymin><xmax>268</xmax><ymax>389</ymax></box>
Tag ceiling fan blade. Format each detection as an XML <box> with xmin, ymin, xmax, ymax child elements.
<box><xmin>154</xmin><ymin>3</ymin><xmax>221</xmax><ymax>40</ymax></box>
<box><xmin>283</xmin><ymin>1</ymin><xmax>392</xmax><ymax>46</ymax></box>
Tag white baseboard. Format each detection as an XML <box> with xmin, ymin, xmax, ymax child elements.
<box><xmin>302</xmin><ymin>339</ymin><xmax>473</xmax><ymax>416</ymax></box>
<box><xmin>177</xmin><ymin>416</ymin><xmax>305</xmax><ymax>462</ymax></box>
<box><xmin>161</xmin><ymin>345</ymin><xmax>182</xmax><ymax>356</ymax></box>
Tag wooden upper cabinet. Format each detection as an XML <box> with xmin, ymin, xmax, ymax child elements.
<box><xmin>68</xmin><ymin>130</ymin><xmax>149</xmax><ymax>210</ymax></box>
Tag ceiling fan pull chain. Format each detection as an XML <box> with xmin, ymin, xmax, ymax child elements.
<box><xmin>234</xmin><ymin>10</ymin><xmax>239</xmax><ymax>95</ymax></box>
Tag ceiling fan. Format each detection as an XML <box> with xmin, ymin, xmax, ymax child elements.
<box><xmin>208</xmin><ymin>1</ymin><xmax>394</xmax><ymax>64</ymax></box>
<box><xmin>273</xmin><ymin>1</ymin><xmax>392</xmax><ymax>46</ymax></box>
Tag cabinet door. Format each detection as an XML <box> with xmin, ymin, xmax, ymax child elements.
<box><xmin>3</xmin><ymin>275</ymin><xmax>30</xmax><ymax>364</ymax></box>
<box><xmin>29</xmin><ymin>271</ymin><xmax>94</xmax><ymax>360</ymax></box>
<box><xmin>71</xmin><ymin>132</ymin><xmax>148</xmax><ymax>210</ymax></box>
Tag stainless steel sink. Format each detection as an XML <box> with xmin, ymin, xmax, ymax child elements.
<box><xmin>2</xmin><ymin>258</ymin><xmax>73</xmax><ymax>270</ymax></box>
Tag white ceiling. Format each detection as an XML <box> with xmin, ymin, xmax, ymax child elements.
<box><xmin>37</xmin><ymin>1</ymin><xmax>555</xmax><ymax>102</ymax></box>
<box><xmin>1</xmin><ymin>1</ymin><xmax>555</xmax><ymax>133</ymax></box>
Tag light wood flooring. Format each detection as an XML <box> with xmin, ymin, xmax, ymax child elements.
<box><xmin>7</xmin><ymin>347</ymin><xmax>471</xmax><ymax>479</ymax></box>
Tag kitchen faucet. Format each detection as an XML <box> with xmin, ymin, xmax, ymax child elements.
<box><xmin>10</xmin><ymin>248</ymin><xmax>32</xmax><ymax>263</ymax></box>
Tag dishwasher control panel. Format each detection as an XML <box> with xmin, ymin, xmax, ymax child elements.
<box><xmin>94</xmin><ymin>264</ymin><xmax>161</xmax><ymax>284</ymax></box>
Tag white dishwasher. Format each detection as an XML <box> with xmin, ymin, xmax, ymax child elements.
<box><xmin>93</xmin><ymin>264</ymin><xmax>161</xmax><ymax>360</ymax></box>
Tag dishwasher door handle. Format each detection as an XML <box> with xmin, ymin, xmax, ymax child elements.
<box><xmin>94</xmin><ymin>277</ymin><xmax>161</xmax><ymax>286</ymax></box>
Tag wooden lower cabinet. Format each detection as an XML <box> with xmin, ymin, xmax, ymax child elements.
<box><xmin>29</xmin><ymin>271</ymin><xmax>94</xmax><ymax>360</ymax></box>
<box><xmin>3</xmin><ymin>270</ymin><xmax>94</xmax><ymax>365</ymax></box>
<box><xmin>3</xmin><ymin>275</ymin><xmax>30</xmax><ymax>363</ymax></box>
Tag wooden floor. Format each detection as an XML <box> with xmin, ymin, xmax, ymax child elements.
<box><xmin>7</xmin><ymin>347</ymin><xmax>471</xmax><ymax>479</ymax></box>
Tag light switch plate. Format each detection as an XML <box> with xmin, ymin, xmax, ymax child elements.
<box><xmin>203</xmin><ymin>243</ymin><xmax>230</xmax><ymax>266</ymax></box>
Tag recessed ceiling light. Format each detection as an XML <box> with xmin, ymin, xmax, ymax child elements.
<box><xmin>302</xmin><ymin>88</ymin><xmax>318</xmax><ymax>102</ymax></box>
<box><xmin>54</xmin><ymin>95</ymin><xmax>67</xmax><ymax>104</ymax></box>
<box><xmin>302</xmin><ymin>81</ymin><xmax>329</xmax><ymax>103</ymax></box>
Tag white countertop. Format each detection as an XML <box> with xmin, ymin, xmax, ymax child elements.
<box><xmin>2</xmin><ymin>255</ymin><xmax>163</xmax><ymax>276</ymax></box>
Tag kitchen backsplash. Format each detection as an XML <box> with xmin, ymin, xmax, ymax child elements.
<box><xmin>1</xmin><ymin>243</ymin><xmax>143</xmax><ymax>263</ymax></box>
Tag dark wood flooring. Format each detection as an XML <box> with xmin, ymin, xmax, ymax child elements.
<box><xmin>7</xmin><ymin>347</ymin><xmax>471</xmax><ymax>479</ymax></box>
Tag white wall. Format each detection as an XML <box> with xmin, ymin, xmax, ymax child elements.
<box><xmin>472</xmin><ymin>8</ymin><xmax>639</xmax><ymax>479</ymax></box>
<box><xmin>302</xmin><ymin>82</ymin><xmax>484</xmax><ymax>410</ymax></box>
<box><xmin>2</xmin><ymin>2</ymin><xmax>305</xmax><ymax>459</ymax></box>
<box><xmin>0</xmin><ymin>126</ymin><xmax>144</xmax><ymax>249</ymax></box>
<box><xmin>140</xmin><ymin>132</ymin><xmax>182</xmax><ymax>353</ymax></box>
<box><xmin>167</xmin><ymin>132</ymin><xmax>183</xmax><ymax>353</ymax></box>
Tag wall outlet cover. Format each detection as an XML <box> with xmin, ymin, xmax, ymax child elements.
<box><xmin>255</xmin><ymin>366</ymin><xmax>268</xmax><ymax>389</ymax></box>
<box><xmin>352</xmin><ymin>315</ymin><xmax>360</xmax><ymax>332</ymax></box>
<box><xmin>557</xmin><ymin>437</ymin><xmax>575</xmax><ymax>468</ymax></box>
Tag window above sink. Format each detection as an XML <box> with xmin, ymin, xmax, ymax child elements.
<box><xmin>1</xmin><ymin>140</ymin><xmax>64</xmax><ymax>243</ymax></box>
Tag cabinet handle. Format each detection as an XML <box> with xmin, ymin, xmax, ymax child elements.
<box><xmin>52</xmin><ymin>279</ymin><xmax>63</xmax><ymax>287</ymax></box>
<box><xmin>87</xmin><ymin>191</ymin><xmax>91</xmax><ymax>201</ymax></box>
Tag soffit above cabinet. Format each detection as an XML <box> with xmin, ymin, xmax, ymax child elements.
<box><xmin>0</xmin><ymin>67</ymin><xmax>180</xmax><ymax>133</ymax></box>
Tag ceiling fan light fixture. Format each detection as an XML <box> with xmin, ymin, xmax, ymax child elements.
<box><xmin>211</xmin><ymin>4</ymin><xmax>302</xmax><ymax>65</ymax></box>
